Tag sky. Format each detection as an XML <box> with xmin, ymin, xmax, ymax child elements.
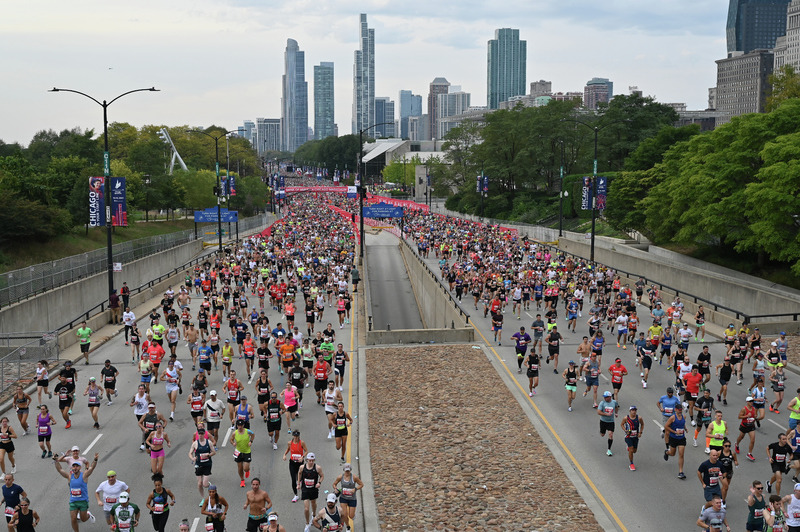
<box><xmin>1</xmin><ymin>0</ymin><xmax>727</xmax><ymax>147</ymax></box>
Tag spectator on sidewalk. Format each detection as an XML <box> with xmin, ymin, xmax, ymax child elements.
<box><xmin>109</xmin><ymin>290</ymin><xmax>121</xmax><ymax>325</ymax></box>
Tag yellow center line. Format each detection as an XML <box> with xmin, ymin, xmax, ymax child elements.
<box><xmin>469</xmin><ymin>318</ymin><xmax>628</xmax><ymax>532</ymax></box>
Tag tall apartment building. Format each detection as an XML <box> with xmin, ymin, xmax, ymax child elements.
<box><xmin>715</xmin><ymin>49</ymin><xmax>774</xmax><ymax>124</ymax></box>
<box><xmin>398</xmin><ymin>90</ymin><xmax>422</xmax><ymax>139</ymax></box>
<box><xmin>426</xmin><ymin>77</ymin><xmax>450</xmax><ymax>140</ymax></box>
<box><xmin>583</xmin><ymin>77</ymin><xmax>614</xmax><ymax>110</ymax></box>
<box><xmin>374</xmin><ymin>97</ymin><xmax>396</xmax><ymax>137</ymax></box>
<box><xmin>281</xmin><ymin>38</ymin><xmax>308</xmax><ymax>152</ymax></box>
<box><xmin>487</xmin><ymin>28</ymin><xmax>527</xmax><ymax>109</ymax></box>
<box><xmin>436</xmin><ymin>88</ymin><xmax>471</xmax><ymax>138</ymax></box>
<box><xmin>243</xmin><ymin>120</ymin><xmax>255</xmax><ymax>147</ymax></box>
<box><xmin>314</xmin><ymin>62</ymin><xmax>335</xmax><ymax>140</ymax></box>
<box><xmin>352</xmin><ymin>14</ymin><xmax>375</xmax><ymax>134</ymax></box>
<box><xmin>773</xmin><ymin>0</ymin><xmax>800</xmax><ymax>69</ymax></box>
<box><xmin>727</xmin><ymin>0</ymin><xmax>790</xmax><ymax>53</ymax></box>
<box><xmin>255</xmin><ymin>118</ymin><xmax>281</xmax><ymax>155</ymax></box>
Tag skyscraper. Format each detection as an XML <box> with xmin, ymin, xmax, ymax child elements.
<box><xmin>583</xmin><ymin>77</ymin><xmax>614</xmax><ymax>110</ymax></box>
<box><xmin>255</xmin><ymin>118</ymin><xmax>281</xmax><ymax>155</ymax></box>
<box><xmin>436</xmin><ymin>88</ymin><xmax>471</xmax><ymax>138</ymax></box>
<box><xmin>487</xmin><ymin>28</ymin><xmax>527</xmax><ymax>109</ymax></box>
<box><xmin>281</xmin><ymin>38</ymin><xmax>308</xmax><ymax>152</ymax></box>
<box><xmin>352</xmin><ymin>14</ymin><xmax>375</xmax><ymax>134</ymax></box>
<box><xmin>374</xmin><ymin>97</ymin><xmax>395</xmax><ymax>137</ymax></box>
<box><xmin>314</xmin><ymin>62</ymin><xmax>335</xmax><ymax>140</ymax></box>
<box><xmin>727</xmin><ymin>0</ymin><xmax>790</xmax><ymax>54</ymax></box>
<box><xmin>427</xmin><ymin>77</ymin><xmax>450</xmax><ymax>140</ymax></box>
<box><xmin>399</xmin><ymin>90</ymin><xmax>422</xmax><ymax>139</ymax></box>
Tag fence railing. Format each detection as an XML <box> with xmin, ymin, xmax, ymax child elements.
<box><xmin>0</xmin><ymin>214</ymin><xmax>268</xmax><ymax>308</ymax></box>
<box><xmin>0</xmin><ymin>332</ymin><xmax>60</xmax><ymax>397</ymax></box>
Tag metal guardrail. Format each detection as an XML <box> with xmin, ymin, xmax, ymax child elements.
<box><xmin>0</xmin><ymin>214</ymin><xmax>268</xmax><ymax>308</ymax></box>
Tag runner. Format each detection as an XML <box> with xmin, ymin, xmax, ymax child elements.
<box><xmin>204</xmin><ymin>391</ymin><xmax>226</xmax><ymax>444</ymax></box>
<box><xmin>280</xmin><ymin>382</ymin><xmax>300</xmax><ymax>433</ymax></box>
<box><xmin>767</xmin><ymin>433</ymin><xmax>794</xmax><ymax>496</ymax></box>
<box><xmin>139</xmin><ymin>348</ymin><xmax>156</xmax><ymax>394</ymax></box>
<box><xmin>145</xmin><ymin>473</ymin><xmax>175</xmax><ymax>532</ymax></box>
<box><xmin>562</xmin><ymin>361</ymin><xmax>578</xmax><ymax>412</ymax></box>
<box><xmin>312</xmin><ymin>493</ymin><xmax>343</xmax><ymax>532</ymax></box>
<box><xmin>752</xmin><ymin>378</ymin><xmax>769</xmax><ymax>426</ymax></box>
<box><xmin>35</xmin><ymin>360</ymin><xmax>51</xmax><ymax>405</ymax></box>
<box><xmin>597</xmin><ymin>391</ymin><xmax>619</xmax><ymax>457</ymax></box>
<box><xmin>530</xmin><ymin>314</ymin><xmax>545</xmax><ymax>355</ymax></box>
<box><xmin>736</xmin><ymin>396</ymin><xmax>758</xmax><ymax>462</ymax></box>
<box><xmin>224</xmin><ymin>370</ymin><xmax>245</xmax><ymax>427</ymax></box>
<box><xmin>83</xmin><ymin>377</ymin><xmax>103</xmax><ymax>429</ymax></box>
<box><xmin>715</xmin><ymin>356</ymin><xmax>734</xmax><ymax>406</ymax></box>
<box><xmin>243</xmin><ymin>477</ymin><xmax>273</xmax><ymax>532</ymax></box>
<box><xmin>313</xmin><ymin>355</ymin><xmax>331</xmax><ymax>405</ymax></box>
<box><xmin>200</xmin><ymin>484</ymin><xmax>229</xmax><ymax>532</ymax></box>
<box><xmin>137</xmin><ymin>403</ymin><xmax>167</xmax><ymax>453</ymax></box>
<box><xmin>53</xmin><ymin>451</ymin><xmax>98</xmax><ymax>531</ymax></box>
<box><xmin>333</xmin><ymin>401</ymin><xmax>353</xmax><ymax>463</ymax></box>
<box><xmin>682</xmin><ymin>365</ymin><xmax>703</xmax><ymax>421</ymax></box>
<box><xmin>145</xmin><ymin>422</ymin><xmax>170</xmax><ymax>475</ymax></box>
<box><xmin>323</xmin><ymin>381</ymin><xmax>344</xmax><ymax>439</ymax></box>
<box><xmin>511</xmin><ymin>327</ymin><xmax>531</xmax><ymax>373</ymax></box>
<box><xmin>332</xmin><ymin>462</ymin><xmax>363</xmax><ymax>531</ymax></box>
<box><xmin>9</xmin><ymin>497</ymin><xmax>38</xmax><ymax>532</ymax></box>
<box><xmin>94</xmin><ymin>470</ymin><xmax>130</xmax><ymax>527</ymax></box>
<box><xmin>763</xmin><ymin>494</ymin><xmax>787</xmax><ymax>531</ymax></box>
<box><xmin>161</xmin><ymin>359</ymin><xmax>182</xmax><ymax>421</ymax></box>
<box><xmin>621</xmin><ymin>405</ymin><xmax>644</xmax><ymax>471</ymax></box>
<box><xmin>35</xmin><ymin>404</ymin><xmax>55</xmax><ymax>458</ymax></box>
<box><xmin>576</xmin><ymin>336</ymin><xmax>591</xmax><ymax>381</ymax></box>
<box><xmin>582</xmin><ymin>353</ymin><xmax>601</xmax><ymax>407</ymax></box>
<box><xmin>657</xmin><ymin>386</ymin><xmax>680</xmax><ymax>447</ymax></box>
<box><xmin>663</xmin><ymin>403</ymin><xmax>688</xmax><ymax>479</ymax></box>
<box><xmin>231</xmin><ymin>419</ymin><xmax>255</xmax><ymax>488</ymax></box>
<box><xmin>267</xmin><ymin>392</ymin><xmax>287</xmax><ymax>450</ymax></box>
<box><xmin>298</xmin><ymin>453</ymin><xmax>324</xmax><ymax>532</ymax></box>
<box><xmin>76</xmin><ymin>321</ymin><xmax>92</xmax><ymax>365</ymax></box>
<box><xmin>109</xmin><ymin>492</ymin><xmax>140</xmax><ymax>532</ymax></box>
<box><xmin>697</xmin><ymin>448</ymin><xmax>723</xmax><ymax>503</ymax></box>
<box><xmin>718</xmin><ymin>439</ymin><xmax>738</xmax><ymax>504</ymax></box>
<box><xmin>608</xmin><ymin>358</ymin><xmax>628</xmax><ymax>402</ymax></box>
<box><xmin>770</xmin><ymin>363</ymin><xmax>787</xmax><ymax>414</ymax></box>
<box><xmin>100</xmin><ymin>359</ymin><xmax>119</xmax><ymax>406</ymax></box>
<box><xmin>333</xmin><ymin>344</ymin><xmax>350</xmax><ymax>392</ymax></box>
<box><xmin>695</xmin><ymin>494</ymin><xmax>728</xmax><ymax>532</ymax></box>
<box><xmin>188</xmin><ymin>426</ymin><xmax>215</xmax><ymax>503</ymax></box>
<box><xmin>11</xmin><ymin>386</ymin><xmax>30</xmax><ymax>436</ymax></box>
<box><xmin>545</xmin><ymin>325</ymin><xmax>563</xmax><ymax>374</ymax></box>
<box><xmin>746</xmin><ymin>480</ymin><xmax>768</xmax><ymax>532</ymax></box>
<box><xmin>693</xmin><ymin>389</ymin><xmax>715</xmax><ymax>453</ymax></box>
<box><xmin>0</xmin><ymin>474</ymin><xmax>25</xmax><ymax>530</ymax></box>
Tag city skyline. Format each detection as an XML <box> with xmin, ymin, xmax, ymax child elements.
<box><xmin>3</xmin><ymin>1</ymin><xmax>726</xmax><ymax>146</ymax></box>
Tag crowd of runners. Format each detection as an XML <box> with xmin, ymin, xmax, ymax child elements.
<box><xmin>395</xmin><ymin>207</ymin><xmax>795</xmax><ymax>532</ymax></box>
<box><xmin>4</xmin><ymin>191</ymin><xmax>369</xmax><ymax>531</ymax></box>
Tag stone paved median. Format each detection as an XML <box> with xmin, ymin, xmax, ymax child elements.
<box><xmin>367</xmin><ymin>344</ymin><xmax>603</xmax><ymax>531</ymax></box>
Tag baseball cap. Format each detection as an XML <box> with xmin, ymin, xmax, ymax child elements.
<box><xmin>268</xmin><ymin>514</ymin><xmax>279</xmax><ymax>522</ymax></box>
<box><xmin>107</xmin><ymin>470</ymin><xmax>116</xmax><ymax>477</ymax></box>
<box><xmin>240</xmin><ymin>395</ymin><xmax>247</xmax><ymax>401</ymax></box>
<box><xmin>224</xmin><ymin>339</ymin><xmax>230</xmax><ymax>343</ymax></box>
<box><xmin>615</xmin><ymin>357</ymin><xmax>621</xmax><ymax>363</ymax></box>
<box><xmin>306</xmin><ymin>452</ymin><xmax>315</xmax><ymax>460</ymax></box>
<box><xmin>65</xmin><ymin>360</ymin><xmax>72</xmax><ymax>366</ymax></box>
<box><xmin>89</xmin><ymin>376</ymin><xmax>96</xmax><ymax>382</ymax></box>
<box><xmin>674</xmin><ymin>403</ymin><xmax>683</xmax><ymax>410</ymax></box>
<box><xmin>208</xmin><ymin>484</ymin><xmax>217</xmax><ymax>491</ymax></box>
<box><xmin>603</xmin><ymin>391</ymin><xmax>612</xmax><ymax>397</ymax></box>
<box><xmin>629</xmin><ymin>405</ymin><xmax>637</xmax><ymax>410</ymax></box>
<box><xmin>795</xmin><ymin>483</ymin><xmax>800</xmax><ymax>491</ymax></box>
<box><xmin>71</xmin><ymin>445</ymin><xmax>80</xmax><ymax>451</ymax></box>
<box><xmin>772</xmin><ymin>342</ymin><xmax>778</xmax><ymax>347</ymax></box>
<box><xmin>326</xmin><ymin>493</ymin><xmax>337</xmax><ymax>503</ymax></box>
<box><xmin>209</xmin><ymin>390</ymin><xmax>217</xmax><ymax>396</ymax></box>
<box><xmin>781</xmin><ymin>331</ymin><xmax>787</xmax><ymax>335</ymax></box>
<box><xmin>119</xmin><ymin>492</ymin><xmax>129</xmax><ymax>502</ymax></box>
<box><xmin>746</xmin><ymin>396</ymin><xmax>754</xmax><ymax>402</ymax></box>
<box><xmin>667</xmin><ymin>386</ymin><xmax>674</xmax><ymax>393</ymax></box>
<box><xmin>568</xmin><ymin>360</ymin><xmax>575</xmax><ymax>365</ymax></box>
<box><xmin>292</xmin><ymin>430</ymin><xmax>300</xmax><ymax>436</ymax></box>
<box><xmin>343</xmin><ymin>463</ymin><xmax>352</xmax><ymax>471</ymax></box>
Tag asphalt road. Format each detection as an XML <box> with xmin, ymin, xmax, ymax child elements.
<box><xmin>9</xmin><ymin>295</ymin><xmax>361</xmax><ymax>532</ymax></box>
<box><xmin>366</xmin><ymin>232</ymin><xmax>424</xmax><ymax>331</ymax></box>
<box><xmin>418</xmin><ymin>251</ymin><xmax>790</xmax><ymax>531</ymax></box>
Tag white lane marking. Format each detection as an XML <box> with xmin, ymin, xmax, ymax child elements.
<box><xmin>221</xmin><ymin>426</ymin><xmax>233</xmax><ymax>447</ymax></box>
<box><xmin>190</xmin><ymin>517</ymin><xmax>199</xmax><ymax>532</ymax></box>
<box><xmin>83</xmin><ymin>434</ymin><xmax>103</xmax><ymax>455</ymax></box>
<box><xmin>600</xmin><ymin>374</ymin><xmax>609</xmax><ymax>381</ymax></box>
<box><xmin>652</xmin><ymin>419</ymin><xmax>664</xmax><ymax>430</ymax></box>
<box><xmin>768</xmin><ymin>419</ymin><xmax>787</xmax><ymax>431</ymax></box>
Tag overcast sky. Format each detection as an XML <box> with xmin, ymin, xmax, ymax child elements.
<box><xmin>1</xmin><ymin>0</ymin><xmax>726</xmax><ymax>147</ymax></box>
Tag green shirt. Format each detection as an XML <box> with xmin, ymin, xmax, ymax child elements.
<box><xmin>151</xmin><ymin>324</ymin><xmax>166</xmax><ymax>341</ymax></box>
<box><xmin>110</xmin><ymin>502</ymin><xmax>140</xmax><ymax>530</ymax></box>
<box><xmin>76</xmin><ymin>327</ymin><xmax>92</xmax><ymax>344</ymax></box>
<box><xmin>233</xmin><ymin>429</ymin><xmax>253</xmax><ymax>453</ymax></box>
<box><xmin>320</xmin><ymin>342</ymin><xmax>335</xmax><ymax>361</ymax></box>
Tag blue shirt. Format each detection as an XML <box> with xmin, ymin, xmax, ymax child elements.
<box><xmin>69</xmin><ymin>472</ymin><xmax>88</xmax><ymax>502</ymax></box>
<box><xmin>659</xmin><ymin>394</ymin><xmax>680</xmax><ymax>417</ymax></box>
<box><xmin>2</xmin><ymin>484</ymin><xmax>24</xmax><ymax>508</ymax></box>
<box><xmin>198</xmin><ymin>346</ymin><xmax>212</xmax><ymax>362</ymax></box>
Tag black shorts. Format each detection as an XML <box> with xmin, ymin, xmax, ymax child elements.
<box><xmin>234</xmin><ymin>452</ymin><xmax>252</xmax><ymax>463</ymax></box>
<box><xmin>641</xmin><ymin>356</ymin><xmax>652</xmax><ymax>370</ymax></box>
<box><xmin>740</xmin><ymin>425</ymin><xmax>755</xmax><ymax>434</ymax></box>
<box><xmin>335</xmin><ymin>427</ymin><xmax>348</xmax><ymax>437</ymax></box>
<box><xmin>612</xmin><ymin>382</ymin><xmax>622</xmax><ymax>390</ymax></box>
<box><xmin>699</xmin><ymin>367</ymin><xmax>710</xmax><ymax>375</ymax></box>
<box><xmin>207</xmin><ymin>421</ymin><xmax>220</xmax><ymax>431</ymax></box>
<box><xmin>191</xmin><ymin>410</ymin><xmax>203</xmax><ymax>419</ymax></box>
<box><xmin>684</xmin><ymin>392</ymin><xmax>697</xmax><ymax>403</ymax></box>
<box><xmin>772</xmin><ymin>462</ymin><xmax>790</xmax><ymax>474</ymax></box>
<box><xmin>80</xmin><ymin>343</ymin><xmax>90</xmax><ymax>353</ymax></box>
<box><xmin>37</xmin><ymin>379</ymin><xmax>49</xmax><ymax>388</ymax></box>
<box><xmin>246</xmin><ymin>516</ymin><xmax>267</xmax><ymax>532</ymax></box>
<box><xmin>59</xmin><ymin>399</ymin><xmax>71</xmax><ymax>410</ymax></box>
<box><xmin>624</xmin><ymin>437</ymin><xmax>639</xmax><ymax>450</ymax></box>
<box><xmin>600</xmin><ymin>421</ymin><xmax>615</xmax><ymax>434</ymax></box>
<box><xmin>195</xmin><ymin>464</ymin><xmax>212</xmax><ymax>476</ymax></box>
<box><xmin>287</xmin><ymin>404</ymin><xmax>298</xmax><ymax>413</ymax></box>
<box><xmin>267</xmin><ymin>421</ymin><xmax>281</xmax><ymax>432</ymax></box>
<box><xmin>200</xmin><ymin>362</ymin><xmax>211</xmax><ymax>372</ymax></box>
<box><xmin>37</xmin><ymin>434</ymin><xmax>51</xmax><ymax>442</ymax></box>
<box><xmin>527</xmin><ymin>370</ymin><xmax>539</xmax><ymax>379</ymax></box>
<box><xmin>668</xmin><ymin>437</ymin><xmax>686</xmax><ymax>448</ymax></box>
<box><xmin>314</xmin><ymin>379</ymin><xmax>327</xmax><ymax>392</ymax></box>
<box><xmin>227</xmin><ymin>399</ymin><xmax>240</xmax><ymax>406</ymax></box>
<box><xmin>301</xmin><ymin>488</ymin><xmax>319</xmax><ymax>501</ymax></box>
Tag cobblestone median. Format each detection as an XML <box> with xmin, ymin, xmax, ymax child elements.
<box><xmin>367</xmin><ymin>344</ymin><xmax>602</xmax><ymax>531</ymax></box>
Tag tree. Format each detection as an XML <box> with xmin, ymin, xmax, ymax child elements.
<box><xmin>624</xmin><ymin>124</ymin><xmax>701</xmax><ymax>171</ymax></box>
<box><xmin>767</xmin><ymin>65</ymin><xmax>800</xmax><ymax>112</ymax></box>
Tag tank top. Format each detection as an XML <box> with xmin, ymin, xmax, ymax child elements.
<box><xmin>133</xmin><ymin>393</ymin><xmax>149</xmax><ymax>416</ymax></box>
<box><xmin>233</xmin><ymin>429</ymin><xmax>252</xmax><ymax>454</ymax></box>
<box><xmin>257</xmin><ymin>379</ymin><xmax>271</xmax><ymax>397</ymax></box>
<box><xmin>36</xmin><ymin>366</ymin><xmax>48</xmax><ymax>381</ymax></box>
<box><xmin>289</xmin><ymin>440</ymin><xmax>304</xmax><ymax>462</ymax></box>
<box><xmin>340</xmin><ymin>473</ymin><xmax>357</xmax><ymax>500</ymax></box>
<box><xmin>142</xmin><ymin>412</ymin><xmax>158</xmax><ymax>431</ymax></box>
<box><xmin>527</xmin><ymin>355</ymin><xmax>539</xmax><ymax>371</ymax></box>
<box><xmin>193</xmin><ymin>375</ymin><xmax>206</xmax><ymax>392</ymax></box>
<box><xmin>565</xmin><ymin>369</ymin><xmax>577</xmax><ymax>386</ymax></box>
<box><xmin>324</xmin><ymin>389</ymin><xmax>337</xmax><ymax>411</ymax></box>
<box><xmin>151</xmin><ymin>433</ymin><xmax>164</xmax><ymax>447</ymax></box>
<box><xmin>69</xmin><ymin>472</ymin><xmax>87</xmax><ymax>502</ymax></box>
<box><xmin>267</xmin><ymin>401</ymin><xmax>281</xmax><ymax>423</ymax></box>
<box><xmin>741</xmin><ymin>406</ymin><xmax>756</xmax><ymax>428</ymax></box>
<box><xmin>335</xmin><ymin>412</ymin><xmax>347</xmax><ymax>430</ymax></box>
<box><xmin>314</xmin><ymin>362</ymin><xmax>328</xmax><ymax>380</ymax></box>
<box><xmin>284</xmin><ymin>387</ymin><xmax>297</xmax><ymax>407</ymax></box>
<box><xmin>623</xmin><ymin>416</ymin><xmax>640</xmax><ymax>438</ymax></box>
<box><xmin>151</xmin><ymin>489</ymin><xmax>168</xmax><ymax>514</ymax></box>
<box><xmin>37</xmin><ymin>412</ymin><xmax>52</xmax><ymax>437</ymax></box>
<box><xmin>709</xmin><ymin>420</ymin><xmax>727</xmax><ymax>446</ymax></box>
<box><xmin>140</xmin><ymin>360</ymin><xmax>151</xmax><ymax>375</ymax></box>
<box><xmin>226</xmin><ymin>380</ymin><xmax>240</xmax><ymax>401</ymax></box>
<box><xmin>196</xmin><ymin>439</ymin><xmax>212</xmax><ymax>465</ymax></box>
<box><xmin>321</xmin><ymin>505</ymin><xmax>342</xmax><ymax>530</ymax></box>
<box><xmin>190</xmin><ymin>393</ymin><xmax>204</xmax><ymax>412</ymax></box>
<box><xmin>670</xmin><ymin>416</ymin><xmax>686</xmax><ymax>440</ymax></box>
<box><xmin>236</xmin><ymin>403</ymin><xmax>249</xmax><ymax>422</ymax></box>
<box><xmin>14</xmin><ymin>510</ymin><xmax>34</xmax><ymax>532</ymax></box>
<box><xmin>87</xmin><ymin>386</ymin><xmax>100</xmax><ymax>405</ymax></box>
<box><xmin>301</xmin><ymin>464</ymin><xmax>319</xmax><ymax>491</ymax></box>
<box><xmin>165</xmin><ymin>368</ymin><xmax>179</xmax><ymax>386</ymax></box>
<box><xmin>206</xmin><ymin>497</ymin><xmax>224</xmax><ymax>516</ymax></box>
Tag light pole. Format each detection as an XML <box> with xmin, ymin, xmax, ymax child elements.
<box><xmin>561</xmin><ymin>118</ymin><xmax>627</xmax><ymax>261</ymax></box>
<box><xmin>557</xmin><ymin>140</ymin><xmax>565</xmax><ymax>237</ymax></box>
<box><xmin>50</xmin><ymin>86</ymin><xmax>158</xmax><ymax>299</ymax></box>
<box><xmin>143</xmin><ymin>174</ymin><xmax>151</xmax><ymax>222</ymax></box>
<box><xmin>189</xmin><ymin>128</ymin><xmax>239</xmax><ymax>253</ymax></box>
<box><xmin>358</xmin><ymin>121</ymin><xmax>393</xmax><ymax>259</ymax></box>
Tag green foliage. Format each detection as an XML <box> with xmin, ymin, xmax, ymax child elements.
<box><xmin>767</xmin><ymin>65</ymin><xmax>800</xmax><ymax>112</ymax></box>
<box><xmin>0</xmin><ymin>193</ymin><xmax>72</xmax><ymax>245</ymax></box>
<box><xmin>381</xmin><ymin>155</ymin><xmax>424</xmax><ymax>187</ymax></box>
<box><xmin>624</xmin><ymin>124</ymin><xmax>701</xmax><ymax>171</ymax></box>
<box><xmin>293</xmin><ymin>135</ymin><xmax>361</xmax><ymax>174</ymax></box>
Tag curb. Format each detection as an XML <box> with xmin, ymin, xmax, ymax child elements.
<box><xmin>356</xmin><ymin>345</ymin><xmax>379</xmax><ymax>532</ymax></box>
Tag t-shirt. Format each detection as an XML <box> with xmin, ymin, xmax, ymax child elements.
<box><xmin>609</xmin><ymin>365</ymin><xmax>627</xmax><ymax>384</ymax></box>
<box><xmin>233</xmin><ymin>429</ymin><xmax>253</xmax><ymax>454</ymax></box>
<box><xmin>698</xmin><ymin>459</ymin><xmax>722</xmax><ymax>488</ymax></box>
<box><xmin>96</xmin><ymin>480</ymin><xmax>130</xmax><ymax>510</ymax></box>
<box><xmin>598</xmin><ymin>399</ymin><xmax>618</xmax><ymax>422</ymax></box>
<box><xmin>1</xmin><ymin>484</ymin><xmax>24</xmax><ymax>508</ymax></box>
<box><xmin>110</xmin><ymin>502</ymin><xmax>140</xmax><ymax>529</ymax></box>
<box><xmin>699</xmin><ymin>506</ymin><xmax>726</xmax><ymax>530</ymax></box>
<box><xmin>76</xmin><ymin>327</ymin><xmax>92</xmax><ymax>344</ymax></box>
<box><xmin>511</xmin><ymin>333</ymin><xmax>531</xmax><ymax>350</ymax></box>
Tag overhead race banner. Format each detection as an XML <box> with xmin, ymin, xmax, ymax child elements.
<box><xmin>89</xmin><ymin>176</ymin><xmax>104</xmax><ymax>227</ymax></box>
<box><xmin>109</xmin><ymin>177</ymin><xmax>128</xmax><ymax>226</ymax></box>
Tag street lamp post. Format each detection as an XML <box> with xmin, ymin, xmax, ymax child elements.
<box><xmin>189</xmin><ymin>128</ymin><xmax>239</xmax><ymax>253</ymax></box>
<box><xmin>50</xmin><ymin>86</ymin><xmax>158</xmax><ymax>300</ymax></box>
<box><xmin>557</xmin><ymin>141</ymin><xmax>565</xmax><ymax>237</ymax></box>
<box><xmin>144</xmin><ymin>174</ymin><xmax>151</xmax><ymax>222</ymax></box>
<box><xmin>561</xmin><ymin>118</ymin><xmax>627</xmax><ymax>262</ymax></box>
<box><xmin>358</xmin><ymin>121</ymin><xmax>393</xmax><ymax>260</ymax></box>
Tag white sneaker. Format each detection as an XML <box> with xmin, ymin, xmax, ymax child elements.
<box><xmin>338</xmin><ymin>386</ymin><xmax>343</xmax><ymax>391</ymax></box>
<box><xmin>272</xmin><ymin>442</ymin><xmax>278</xmax><ymax>450</ymax></box>
<box><xmin>640</xmin><ymin>372</ymin><xmax>644</xmax><ymax>377</ymax></box>
<box><xmin>140</xmin><ymin>444</ymin><xmax>145</xmax><ymax>451</ymax></box>
<box><xmin>705</xmin><ymin>447</ymin><xmax>711</xmax><ymax>454</ymax></box>
<box><xmin>691</xmin><ymin>420</ymin><xmax>696</xmax><ymax>426</ymax></box>
<box><xmin>292</xmin><ymin>495</ymin><xmax>299</xmax><ymax>503</ymax></box>
<box><xmin>693</xmin><ymin>439</ymin><xmax>698</xmax><ymax>447</ymax></box>
<box><xmin>327</xmin><ymin>432</ymin><xmax>333</xmax><ymax>439</ymax></box>
<box><xmin>304</xmin><ymin>524</ymin><xmax>311</xmax><ymax>532</ymax></box>
<box><xmin>87</xmin><ymin>511</ymin><xmax>96</xmax><ymax>524</ymax></box>
<box><xmin>643</xmin><ymin>382</ymin><xmax>647</xmax><ymax>388</ymax></box>
<box><xmin>107</xmin><ymin>401</ymin><xmax>113</xmax><ymax>406</ymax></box>
<box><xmin>9</xmin><ymin>466</ymin><xmax>15</xmax><ymax>474</ymax></box>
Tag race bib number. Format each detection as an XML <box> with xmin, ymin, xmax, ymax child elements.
<box><xmin>105</xmin><ymin>497</ymin><xmax>117</xmax><ymax>504</ymax></box>
<box><xmin>154</xmin><ymin>503</ymin><xmax>164</xmax><ymax>513</ymax></box>
<box><xmin>4</xmin><ymin>508</ymin><xmax>13</xmax><ymax>517</ymax></box>
<box><xmin>233</xmin><ymin>449</ymin><xmax>240</xmax><ymax>458</ymax></box>
<box><xmin>664</xmin><ymin>407</ymin><xmax>673</xmax><ymax>415</ymax></box>
<box><xmin>119</xmin><ymin>523</ymin><xmax>131</xmax><ymax>530</ymax></box>
<box><xmin>342</xmin><ymin>488</ymin><xmax>355</xmax><ymax>497</ymax></box>
<box><xmin>270</xmin><ymin>413</ymin><xmax>279</xmax><ymax>420</ymax></box>
<box><xmin>38</xmin><ymin>426</ymin><xmax>48</xmax><ymax>435</ymax></box>
<box><xmin>291</xmin><ymin>453</ymin><xmax>302</xmax><ymax>461</ymax></box>
<box><xmin>206</xmin><ymin>524</ymin><xmax>215</xmax><ymax>531</ymax></box>
<box><xmin>199</xmin><ymin>453</ymin><xmax>210</xmax><ymax>462</ymax></box>
<box><xmin>70</xmin><ymin>488</ymin><xmax>82</xmax><ymax>497</ymax></box>
<box><xmin>304</xmin><ymin>478</ymin><xmax>315</xmax><ymax>488</ymax></box>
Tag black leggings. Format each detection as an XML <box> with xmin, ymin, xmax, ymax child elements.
<box><xmin>289</xmin><ymin>460</ymin><xmax>302</xmax><ymax>495</ymax></box>
<box><xmin>151</xmin><ymin>511</ymin><xmax>169</xmax><ymax>532</ymax></box>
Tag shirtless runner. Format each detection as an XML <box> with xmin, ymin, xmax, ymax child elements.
<box><xmin>243</xmin><ymin>477</ymin><xmax>273</xmax><ymax>532</ymax></box>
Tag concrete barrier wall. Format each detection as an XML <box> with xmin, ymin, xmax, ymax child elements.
<box><xmin>0</xmin><ymin>239</ymin><xmax>204</xmax><ymax>336</ymax></box>
<box><xmin>367</xmin><ymin>328</ymin><xmax>474</xmax><ymax>345</ymax></box>
<box><xmin>398</xmin><ymin>241</ymin><xmax>473</xmax><ymax>340</ymax></box>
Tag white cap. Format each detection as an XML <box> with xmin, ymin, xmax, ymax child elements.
<box><xmin>326</xmin><ymin>493</ymin><xmax>337</xmax><ymax>503</ymax></box>
<box><xmin>119</xmin><ymin>492</ymin><xmax>129</xmax><ymax>502</ymax></box>
<box><xmin>306</xmin><ymin>452</ymin><xmax>315</xmax><ymax>460</ymax></box>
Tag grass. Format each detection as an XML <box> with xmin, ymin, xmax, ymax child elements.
<box><xmin>550</xmin><ymin>217</ymin><xmax>631</xmax><ymax>240</ymax></box>
<box><xmin>0</xmin><ymin>217</ymin><xmax>197</xmax><ymax>274</ymax></box>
